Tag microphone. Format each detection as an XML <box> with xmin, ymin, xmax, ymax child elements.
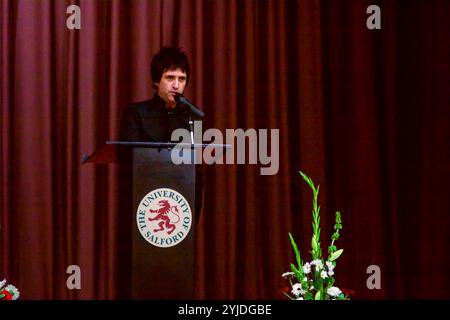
<box><xmin>174</xmin><ymin>93</ymin><xmax>205</xmax><ymax>118</ymax></box>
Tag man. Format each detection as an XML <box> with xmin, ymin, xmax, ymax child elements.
<box><xmin>120</xmin><ymin>46</ymin><xmax>192</xmax><ymax>142</ymax></box>
<box><xmin>119</xmin><ymin>46</ymin><xmax>203</xmax><ymax>220</ymax></box>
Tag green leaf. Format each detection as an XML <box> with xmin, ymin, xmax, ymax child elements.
<box><xmin>314</xmin><ymin>290</ymin><xmax>322</xmax><ymax>300</ymax></box>
<box><xmin>289</xmin><ymin>232</ymin><xmax>303</xmax><ymax>271</ymax></box>
<box><xmin>311</xmin><ymin>235</ymin><xmax>318</xmax><ymax>252</ymax></box>
<box><xmin>290</xmin><ymin>263</ymin><xmax>298</xmax><ymax>273</ymax></box>
<box><xmin>329</xmin><ymin>249</ymin><xmax>344</xmax><ymax>261</ymax></box>
<box><xmin>335</xmin><ymin>211</ymin><xmax>341</xmax><ymax>223</ymax></box>
<box><xmin>291</xmin><ymin>264</ymin><xmax>303</xmax><ymax>281</ymax></box>
<box><xmin>299</xmin><ymin>171</ymin><xmax>313</xmax><ymax>189</ymax></box>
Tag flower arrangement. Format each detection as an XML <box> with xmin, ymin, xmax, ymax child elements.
<box><xmin>0</xmin><ymin>279</ymin><xmax>20</xmax><ymax>300</ymax></box>
<box><xmin>282</xmin><ymin>171</ymin><xmax>349</xmax><ymax>300</ymax></box>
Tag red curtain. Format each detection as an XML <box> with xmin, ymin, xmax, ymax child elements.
<box><xmin>1</xmin><ymin>0</ymin><xmax>449</xmax><ymax>299</ymax></box>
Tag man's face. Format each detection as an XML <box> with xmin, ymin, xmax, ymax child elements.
<box><xmin>155</xmin><ymin>68</ymin><xmax>187</xmax><ymax>108</ymax></box>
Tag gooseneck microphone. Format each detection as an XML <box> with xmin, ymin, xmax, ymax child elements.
<box><xmin>174</xmin><ymin>93</ymin><xmax>205</xmax><ymax>118</ymax></box>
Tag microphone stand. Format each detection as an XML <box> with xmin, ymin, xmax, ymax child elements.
<box><xmin>188</xmin><ymin>113</ymin><xmax>196</xmax><ymax>165</ymax></box>
<box><xmin>189</xmin><ymin>113</ymin><xmax>194</xmax><ymax>145</ymax></box>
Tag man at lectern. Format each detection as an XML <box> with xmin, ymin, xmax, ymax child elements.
<box><xmin>119</xmin><ymin>46</ymin><xmax>204</xmax><ymax>222</ymax></box>
<box><xmin>119</xmin><ymin>47</ymin><xmax>193</xmax><ymax>142</ymax></box>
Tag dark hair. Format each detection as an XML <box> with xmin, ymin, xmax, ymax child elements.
<box><xmin>151</xmin><ymin>47</ymin><xmax>190</xmax><ymax>90</ymax></box>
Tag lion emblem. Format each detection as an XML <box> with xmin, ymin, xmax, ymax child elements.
<box><xmin>148</xmin><ymin>199</ymin><xmax>180</xmax><ymax>234</ymax></box>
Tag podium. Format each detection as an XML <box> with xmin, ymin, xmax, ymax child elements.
<box><xmin>83</xmin><ymin>141</ymin><xmax>204</xmax><ymax>299</ymax></box>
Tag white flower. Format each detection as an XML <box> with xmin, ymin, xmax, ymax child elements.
<box><xmin>302</xmin><ymin>263</ymin><xmax>311</xmax><ymax>274</ymax></box>
<box><xmin>292</xmin><ymin>283</ymin><xmax>302</xmax><ymax>290</ymax></box>
<box><xmin>303</xmin><ymin>277</ymin><xmax>308</xmax><ymax>283</ymax></box>
<box><xmin>314</xmin><ymin>260</ymin><xmax>323</xmax><ymax>271</ymax></box>
<box><xmin>296</xmin><ymin>297</ymin><xmax>304</xmax><ymax>300</ymax></box>
<box><xmin>320</xmin><ymin>270</ymin><xmax>328</xmax><ymax>279</ymax></box>
<box><xmin>282</xmin><ymin>272</ymin><xmax>294</xmax><ymax>278</ymax></box>
<box><xmin>326</xmin><ymin>261</ymin><xmax>334</xmax><ymax>271</ymax></box>
<box><xmin>326</xmin><ymin>261</ymin><xmax>335</xmax><ymax>276</ymax></box>
<box><xmin>327</xmin><ymin>286</ymin><xmax>342</xmax><ymax>297</ymax></box>
<box><xmin>291</xmin><ymin>283</ymin><xmax>305</xmax><ymax>296</ymax></box>
<box><xmin>310</xmin><ymin>285</ymin><xmax>314</xmax><ymax>290</ymax></box>
<box><xmin>0</xmin><ymin>279</ymin><xmax>6</xmax><ymax>289</ymax></box>
<box><xmin>5</xmin><ymin>284</ymin><xmax>20</xmax><ymax>300</ymax></box>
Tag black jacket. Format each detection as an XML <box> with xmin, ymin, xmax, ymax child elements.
<box><xmin>119</xmin><ymin>93</ymin><xmax>204</xmax><ymax>222</ymax></box>
<box><xmin>119</xmin><ymin>94</ymin><xmax>192</xmax><ymax>142</ymax></box>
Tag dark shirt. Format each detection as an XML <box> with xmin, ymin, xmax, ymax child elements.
<box><xmin>119</xmin><ymin>93</ymin><xmax>191</xmax><ymax>142</ymax></box>
<box><xmin>119</xmin><ymin>93</ymin><xmax>204</xmax><ymax>223</ymax></box>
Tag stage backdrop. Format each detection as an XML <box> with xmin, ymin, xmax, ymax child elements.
<box><xmin>1</xmin><ymin>0</ymin><xmax>449</xmax><ymax>299</ymax></box>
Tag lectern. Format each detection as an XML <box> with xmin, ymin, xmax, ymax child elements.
<box><xmin>83</xmin><ymin>141</ymin><xmax>202</xmax><ymax>299</ymax></box>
